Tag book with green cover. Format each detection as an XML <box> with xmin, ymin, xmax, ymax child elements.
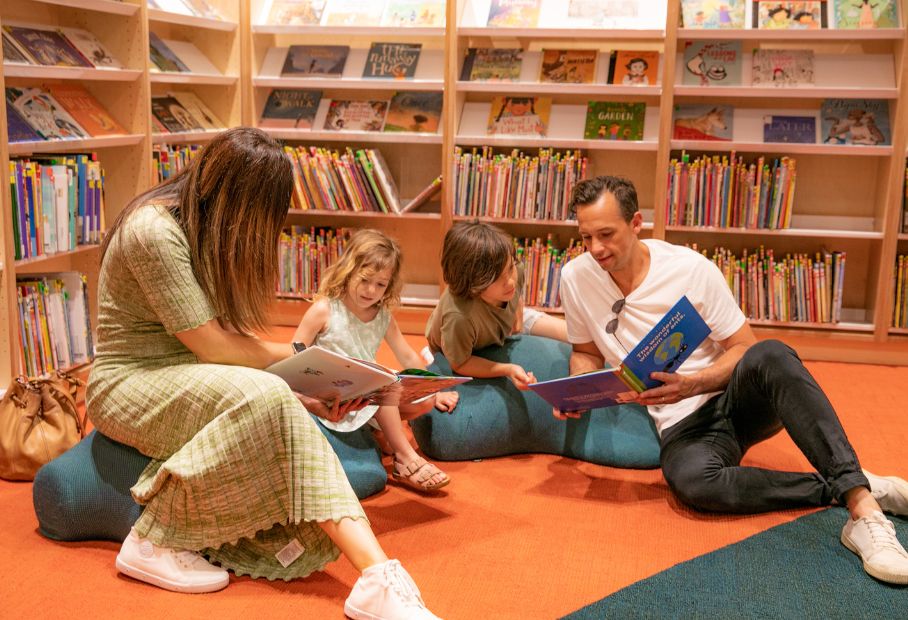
<box><xmin>583</xmin><ymin>102</ymin><xmax>645</xmax><ymax>141</ymax></box>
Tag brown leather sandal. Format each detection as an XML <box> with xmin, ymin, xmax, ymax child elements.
<box><xmin>391</xmin><ymin>457</ymin><xmax>451</xmax><ymax>493</ymax></box>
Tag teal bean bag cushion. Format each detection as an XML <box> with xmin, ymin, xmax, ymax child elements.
<box><xmin>34</xmin><ymin>420</ymin><xmax>387</xmax><ymax>543</ymax></box>
<box><xmin>411</xmin><ymin>336</ymin><xmax>661</xmax><ymax>468</ymax></box>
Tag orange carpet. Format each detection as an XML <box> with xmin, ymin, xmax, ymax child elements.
<box><xmin>1</xmin><ymin>333</ymin><xmax>906</xmax><ymax>619</ymax></box>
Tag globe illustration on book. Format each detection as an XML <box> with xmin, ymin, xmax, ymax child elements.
<box><xmin>655</xmin><ymin>332</ymin><xmax>688</xmax><ymax>371</ymax></box>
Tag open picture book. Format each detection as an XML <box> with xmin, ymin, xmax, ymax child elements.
<box><xmin>528</xmin><ymin>296</ymin><xmax>711</xmax><ymax>411</ymax></box>
<box><xmin>266</xmin><ymin>345</ymin><xmax>471</xmax><ymax>406</ymax></box>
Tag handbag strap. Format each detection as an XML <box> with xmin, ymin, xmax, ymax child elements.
<box><xmin>22</xmin><ymin>372</ymin><xmax>88</xmax><ymax>438</ymax></box>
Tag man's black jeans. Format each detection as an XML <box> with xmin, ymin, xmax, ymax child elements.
<box><xmin>659</xmin><ymin>340</ymin><xmax>869</xmax><ymax>513</ymax></box>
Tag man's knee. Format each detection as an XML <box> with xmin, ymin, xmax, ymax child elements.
<box><xmin>663</xmin><ymin>463</ymin><xmax>725</xmax><ymax>512</ymax></box>
<box><xmin>739</xmin><ymin>339</ymin><xmax>801</xmax><ymax>378</ymax></box>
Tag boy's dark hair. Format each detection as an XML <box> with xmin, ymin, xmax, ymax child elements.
<box><xmin>569</xmin><ymin>175</ymin><xmax>639</xmax><ymax>221</ymax></box>
<box><xmin>442</xmin><ymin>220</ymin><xmax>514</xmax><ymax>298</ymax></box>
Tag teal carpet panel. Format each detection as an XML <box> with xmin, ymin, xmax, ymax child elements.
<box><xmin>563</xmin><ymin>509</ymin><xmax>908</xmax><ymax>619</ymax></box>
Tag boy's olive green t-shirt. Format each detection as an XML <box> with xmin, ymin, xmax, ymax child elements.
<box><xmin>425</xmin><ymin>268</ymin><xmax>524</xmax><ymax>368</ymax></box>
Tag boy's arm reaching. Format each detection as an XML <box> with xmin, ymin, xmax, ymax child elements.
<box><xmin>292</xmin><ymin>298</ymin><xmax>330</xmax><ymax>346</ymax></box>
<box><xmin>451</xmin><ymin>355</ymin><xmax>536</xmax><ymax>390</ymax></box>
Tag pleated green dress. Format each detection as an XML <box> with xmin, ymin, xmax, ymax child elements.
<box><xmin>86</xmin><ymin>204</ymin><xmax>365</xmax><ymax>580</ymax></box>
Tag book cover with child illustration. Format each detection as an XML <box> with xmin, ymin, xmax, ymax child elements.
<box><xmin>486</xmin><ymin>96</ymin><xmax>551</xmax><ymax>137</ymax></box>
<box><xmin>583</xmin><ymin>102</ymin><xmax>645</xmax><ymax>141</ymax></box>
<box><xmin>609</xmin><ymin>50</ymin><xmax>660</xmax><ymax>86</ymax></box>
<box><xmin>754</xmin><ymin>1</ymin><xmax>827</xmax><ymax>29</ymax></box>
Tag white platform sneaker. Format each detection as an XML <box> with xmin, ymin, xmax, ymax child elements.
<box><xmin>115</xmin><ymin>528</ymin><xmax>230</xmax><ymax>594</ymax></box>
<box><xmin>864</xmin><ymin>469</ymin><xmax>908</xmax><ymax>516</ymax></box>
<box><xmin>841</xmin><ymin>511</ymin><xmax>908</xmax><ymax>585</ymax></box>
<box><xmin>344</xmin><ymin>559</ymin><xmax>442</xmax><ymax>620</ymax></box>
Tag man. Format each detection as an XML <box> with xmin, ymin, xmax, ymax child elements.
<box><xmin>555</xmin><ymin>175</ymin><xmax>908</xmax><ymax>585</ymax></box>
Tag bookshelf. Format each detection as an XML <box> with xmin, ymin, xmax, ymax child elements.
<box><xmin>2</xmin><ymin>0</ymin><xmax>908</xmax><ymax>389</ymax></box>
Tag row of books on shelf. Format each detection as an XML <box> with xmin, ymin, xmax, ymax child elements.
<box><xmin>153</xmin><ymin>144</ymin><xmax>202</xmax><ymax>182</ymax></box>
<box><xmin>261</xmin><ymin>89</ymin><xmax>441</xmax><ymax>133</ymax></box>
<box><xmin>452</xmin><ymin>147</ymin><xmax>587</xmax><ymax>221</ymax></box>
<box><xmin>2</xmin><ymin>23</ymin><xmax>123</xmax><ymax>70</ymax></box>
<box><xmin>148</xmin><ymin>0</ymin><xmax>226</xmax><ymax>20</ymax></box>
<box><xmin>5</xmin><ymin>86</ymin><xmax>127</xmax><ymax>143</ymax></box>
<box><xmin>895</xmin><ymin>255</ymin><xmax>908</xmax><ymax>328</ymax></box>
<box><xmin>475</xmin><ymin>0</ymin><xmax>664</xmax><ymax>29</ymax></box>
<box><xmin>16</xmin><ymin>273</ymin><xmax>94</xmax><ymax>378</ymax></box>
<box><xmin>277</xmin><ymin>226</ymin><xmax>350</xmax><ymax>297</ymax></box>
<box><xmin>698</xmin><ymin>245</ymin><xmax>847</xmax><ymax>324</ymax></box>
<box><xmin>9</xmin><ymin>155</ymin><xmax>104</xmax><ymax>261</ymax></box>
<box><xmin>681</xmin><ymin>0</ymin><xmax>899</xmax><ymax>29</ymax></box>
<box><xmin>151</xmin><ymin>93</ymin><xmax>226</xmax><ymax>134</ymax></box>
<box><xmin>517</xmin><ymin>236</ymin><xmax>584</xmax><ymax>309</ymax></box>
<box><xmin>461</xmin><ymin>47</ymin><xmax>658</xmax><ymax>85</ymax></box>
<box><xmin>667</xmin><ymin>153</ymin><xmax>797</xmax><ymax>229</ymax></box>
<box><xmin>259</xmin><ymin>0</ymin><xmax>445</xmax><ymax>27</ymax></box>
<box><xmin>149</xmin><ymin>32</ymin><xmax>224</xmax><ymax>75</ymax></box>
<box><xmin>672</xmin><ymin>99</ymin><xmax>890</xmax><ymax>146</ymax></box>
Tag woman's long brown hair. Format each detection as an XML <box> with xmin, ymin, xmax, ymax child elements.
<box><xmin>101</xmin><ymin>127</ymin><xmax>292</xmax><ymax>335</ymax></box>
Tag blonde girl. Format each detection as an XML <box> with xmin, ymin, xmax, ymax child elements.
<box><xmin>294</xmin><ymin>229</ymin><xmax>459</xmax><ymax>493</ymax></box>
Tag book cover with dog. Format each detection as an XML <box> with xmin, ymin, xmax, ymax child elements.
<box><xmin>673</xmin><ymin>104</ymin><xmax>734</xmax><ymax>141</ymax></box>
<box><xmin>682</xmin><ymin>41</ymin><xmax>742</xmax><ymax>86</ymax></box>
<box><xmin>821</xmin><ymin>98</ymin><xmax>890</xmax><ymax>145</ymax></box>
<box><xmin>528</xmin><ymin>296</ymin><xmax>711</xmax><ymax>411</ymax></box>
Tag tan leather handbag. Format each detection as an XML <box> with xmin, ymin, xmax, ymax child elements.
<box><xmin>0</xmin><ymin>371</ymin><xmax>86</xmax><ymax>481</ymax></box>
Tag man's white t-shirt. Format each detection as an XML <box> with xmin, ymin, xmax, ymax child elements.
<box><xmin>560</xmin><ymin>239</ymin><xmax>746</xmax><ymax>435</ymax></box>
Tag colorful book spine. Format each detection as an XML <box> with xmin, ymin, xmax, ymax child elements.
<box><xmin>153</xmin><ymin>143</ymin><xmax>203</xmax><ymax>182</ymax></box>
<box><xmin>276</xmin><ymin>227</ymin><xmax>350</xmax><ymax>298</ymax></box>
<box><xmin>514</xmin><ymin>235</ymin><xmax>584</xmax><ymax>309</ymax></box>
<box><xmin>7</xmin><ymin>155</ymin><xmax>104</xmax><ymax>260</ymax></box>
<box><xmin>693</xmin><ymin>245</ymin><xmax>847</xmax><ymax>325</ymax></box>
<box><xmin>894</xmin><ymin>255</ymin><xmax>908</xmax><ymax>329</ymax></box>
<box><xmin>451</xmin><ymin>147</ymin><xmax>587</xmax><ymax>221</ymax></box>
<box><xmin>666</xmin><ymin>152</ymin><xmax>797</xmax><ymax>229</ymax></box>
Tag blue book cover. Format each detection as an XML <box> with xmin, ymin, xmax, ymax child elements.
<box><xmin>5</xmin><ymin>100</ymin><xmax>42</xmax><ymax>143</ymax></box>
<box><xmin>528</xmin><ymin>296</ymin><xmax>711</xmax><ymax>410</ymax></box>
<box><xmin>763</xmin><ymin>114</ymin><xmax>816</xmax><ymax>143</ymax></box>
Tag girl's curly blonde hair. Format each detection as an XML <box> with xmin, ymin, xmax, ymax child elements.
<box><xmin>317</xmin><ymin>228</ymin><xmax>403</xmax><ymax>308</ymax></box>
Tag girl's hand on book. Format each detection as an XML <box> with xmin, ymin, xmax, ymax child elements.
<box><xmin>506</xmin><ymin>364</ymin><xmax>536</xmax><ymax>390</ymax></box>
<box><xmin>553</xmin><ymin>407</ymin><xmax>586</xmax><ymax>420</ymax></box>
<box><xmin>295</xmin><ymin>392</ymin><xmax>367</xmax><ymax>422</ymax></box>
<box><xmin>435</xmin><ymin>390</ymin><xmax>459</xmax><ymax>413</ymax></box>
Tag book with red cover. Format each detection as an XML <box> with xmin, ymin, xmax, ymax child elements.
<box><xmin>44</xmin><ymin>84</ymin><xmax>127</xmax><ymax>136</ymax></box>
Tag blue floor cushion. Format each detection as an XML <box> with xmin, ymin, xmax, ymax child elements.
<box><xmin>34</xmin><ymin>419</ymin><xmax>386</xmax><ymax>542</ymax></box>
<box><xmin>411</xmin><ymin>336</ymin><xmax>661</xmax><ymax>469</ymax></box>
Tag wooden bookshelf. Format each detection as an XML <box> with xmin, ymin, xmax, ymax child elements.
<box><xmin>2</xmin><ymin>0</ymin><xmax>908</xmax><ymax>387</ymax></box>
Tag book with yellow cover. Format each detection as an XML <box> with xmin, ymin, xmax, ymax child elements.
<box><xmin>539</xmin><ymin>49</ymin><xmax>597</xmax><ymax>84</ymax></box>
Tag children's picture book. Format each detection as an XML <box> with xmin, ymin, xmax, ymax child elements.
<box><xmin>752</xmin><ymin>49</ymin><xmax>815</xmax><ymax>86</ymax></box>
<box><xmin>4</xmin><ymin>100</ymin><xmax>42</xmax><ymax>142</ymax></box>
<box><xmin>322</xmin><ymin>0</ymin><xmax>385</xmax><ymax>26</ymax></box>
<box><xmin>567</xmin><ymin>0</ymin><xmax>641</xmax><ymax>26</ymax></box>
<box><xmin>680</xmin><ymin>0</ymin><xmax>746</xmax><ymax>28</ymax></box>
<box><xmin>381</xmin><ymin>0</ymin><xmax>446</xmax><ymax>27</ymax></box>
<box><xmin>460</xmin><ymin>48</ymin><xmax>523</xmax><ymax>81</ymax></box>
<box><xmin>169</xmin><ymin>91</ymin><xmax>224</xmax><ymax>130</ymax></box>
<box><xmin>151</xmin><ymin>95</ymin><xmax>203</xmax><ymax>133</ymax></box>
<box><xmin>682</xmin><ymin>41</ymin><xmax>742</xmax><ymax>86</ymax></box>
<box><xmin>281</xmin><ymin>45</ymin><xmax>349</xmax><ymax>77</ymax></box>
<box><xmin>833</xmin><ymin>0</ymin><xmax>898</xmax><ymax>28</ymax></box>
<box><xmin>754</xmin><ymin>1</ymin><xmax>828</xmax><ymax>29</ymax></box>
<box><xmin>147</xmin><ymin>0</ymin><xmax>195</xmax><ymax>15</ymax></box>
<box><xmin>148</xmin><ymin>32</ymin><xmax>190</xmax><ymax>72</ymax></box>
<box><xmin>266</xmin><ymin>345</ymin><xmax>471</xmax><ymax>406</ymax></box>
<box><xmin>763</xmin><ymin>114</ymin><xmax>817</xmax><ymax>143</ymax></box>
<box><xmin>539</xmin><ymin>49</ymin><xmax>597</xmax><ymax>84</ymax></box>
<box><xmin>486</xmin><ymin>0</ymin><xmax>541</xmax><ymax>27</ymax></box>
<box><xmin>58</xmin><ymin>27</ymin><xmax>123</xmax><ymax>69</ymax></box>
<box><xmin>260</xmin><ymin>88</ymin><xmax>322</xmax><ymax>128</ymax></box>
<box><xmin>583</xmin><ymin>102</ymin><xmax>646</xmax><ymax>141</ymax></box>
<box><xmin>821</xmin><ymin>98</ymin><xmax>890</xmax><ymax>145</ymax></box>
<box><xmin>323</xmin><ymin>99</ymin><xmax>389</xmax><ymax>131</ymax></box>
<box><xmin>264</xmin><ymin>0</ymin><xmax>327</xmax><ymax>25</ymax></box>
<box><xmin>2</xmin><ymin>25</ymin><xmax>92</xmax><ymax>68</ymax></box>
<box><xmin>609</xmin><ymin>50</ymin><xmax>660</xmax><ymax>86</ymax></box>
<box><xmin>486</xmin><ymin>96</ymin><xmax>551</xmax><ymax>137</ymax></box>
<box><xmin>5</xmin><ymin>87</ymin><xmax>89</xmax><ymax>140</ymax></box>
<box><xmin>362</xmin><ymin>42</ymin><xmax>422</xmax><ymax>79</ymax></box>
<box><xmin>673</xmin><ymin>104</ymin><xmax>734</xmax><ymax>141</ymax></box>
<box><xmin>383</xmin><ymin>91</ymin><xmax>442</xmax><ymax>133</ymax></box>
<box><xmin>528</xmin><ymin>296</ymin><xmax>711</xmax><ymax>411</ymax></box>
<box><xmin>161</xmin><ymin>39</ymin><xmax>221</xmax><ymax>75</ymax></box>
<box><xmin>2</xmin><ymin>31</ymin><xmax>33</xmax><ymax>64</ymax></box>
<box><xmin>44</xmin><ymin>84</ymin><xmax>127</xmax><ymax>136</ymax></box>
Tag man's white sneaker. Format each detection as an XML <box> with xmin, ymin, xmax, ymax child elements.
<box><xmin>344</xmin><ymin>559</ymin><xmax>442</xmax><ymax>620</ymax></box>
<box><xmin>115</xmin><ymin>527</ymin><xmax>229</xmax><ymax>593</ymax></box>
<box><xmin>864</xmin><ymin>470</ymin><xmax>908</xmax><ymax>516</ymax></box>
<box><xmin>841</xmin><ymin>511</ymin><xmax>908</xmax><ymax>584</ymax></box>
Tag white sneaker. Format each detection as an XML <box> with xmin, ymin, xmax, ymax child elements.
<box><xmin>344</xmin><ymin>559</ymin><xmax>442</xmax><ymax>620</ymax></box>
<box><xmin>841</xmin><ymin>511</ymin><xmax>908</xmax><ymax>584</ymax></box>
<box><xmin>864</xmin><ymin>469</ymin><xmax>908</xmax><ymax>516</ymax></box>
<box><xmin>115</xmin><ymin>528</ymin><xmax>229</xmax><ymax>593</ymax></box>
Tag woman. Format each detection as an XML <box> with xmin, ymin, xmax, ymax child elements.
<box><xmin>87</xmin><ymin>127</ymin><xmax>440</xmax><ymax>620</ymax></box>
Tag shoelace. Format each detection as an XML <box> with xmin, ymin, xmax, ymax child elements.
<box><xmin>864</xmin><ymin>517</ymin><xmax>908</xmax><ymax>557</ymax></box>
<box><xmin>173</xmin><ymin>549</ymin><xmax>211</xmax><ymax>570</ymax></box>
<box><xmin>383</xmin><ymin>560</ymin><xmax>425</xmax><ymax>607</ymax></box>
